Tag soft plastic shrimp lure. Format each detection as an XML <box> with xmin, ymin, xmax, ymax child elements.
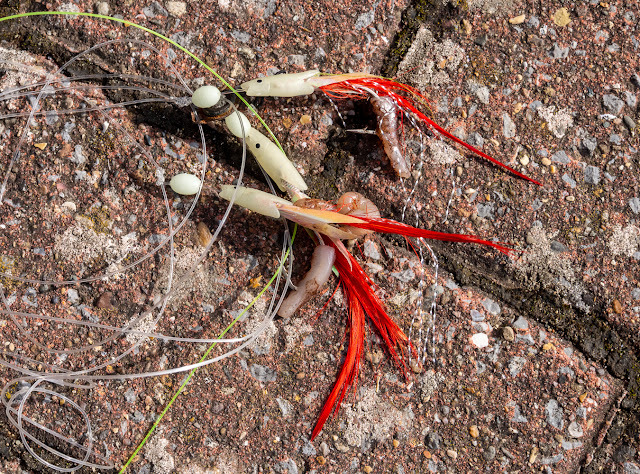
<box><xmin>219</xmin><ymin>184</ymin><xmax>512</xmax><ymax>439</ymax></box>
<box><xmin>240</xmin><ymin>70</ymin><xmax>542</xmax><ymax>185</ymax></box>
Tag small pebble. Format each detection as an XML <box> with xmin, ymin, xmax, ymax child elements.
<box><xmin>483</xmin><ymin>446</ymin><xmax>496</xmax><ymax>461</ymax></box>
<box><xmin>509</xmin><ymin>14</ymin><xmax>526</xmax><ymax>24</ymax></box>
<box><xmin>553</xmin><ymin>8</ymin><xmax>571</xmax><ymax>27</ymax></box>
<box><xmin>502</xmin><ymin>326</ymin><xmax>515</xmax><ymax>341</ymax></box>
<box><xmin>541</xmin><ymin>157</ymin><xmax>551</xmax><ymax>166</ymax></box>
<box><xmin>166</xmin><ymin>1</ymin><xmax>187</xmax><ymax>16</ymax></box>
<box><xmin>8</xmin><ymin>343</ymin><xmax>15</xmax><ymax>352</ymax></box>
<box><xmin>623</xmin><ymin>115</ymin><xmax>636</xmax><ymax>132</ymax></box>
<box><xmin>96</xmin><ymin>292</ymin><xmax>114</xmax><ymax>309</ymax></box>
<box><xmin>513</xmin><ymin>317</ymin><xmax>529</xmax><ymax>330</ymax></box>
<box><xmin>362</xmin><ymin>466</ymin><xmax>373</xmax><ymax>474</ymax></box>
<box><xmin>581</xmin><ymin>137</ymin><xmax>597</xmax><ymax>156</ymax></box>
<box><xmin>543</xmin><ymin>343</ymin><xmax>555</xmax><ymax>351</ymax></box>
<box><xmin>320</xmin><ymin>442</ymin><xmax>329</xmax><ymax>456</ymax></box>
<box><xmin>471</xmin><ymin>333</ymin><xmax>489</xmax><ymax>348</ymax></box>
<box><xmin>446</xmin><ymin>449</ymin><xmax>458</xmax><ymax>460</ymax></box>
<box><xmin>316</xmin><ymin>456</ymin><xmax>326</xmax><ymax>465</ymax></box>
<box><xmin>95</xmin><ymin>1</ymin><xmax>109</xmax><ymax>15</ymax></box>
<box><xmin>568</xmin><ymin>421</ymin><xmax>584</xmax><ymax>438</ymax></box>
<box><xmin>196</xmin><ymin>222</ymin><xmax>213</xmax><ymax>247</ymax></box>
<box><xmin>584</xmin><ymin>165</ymin><xmax>600</xmax><ymax>185</ymax></box>
<box><xmin>474</xmin><ymin>34</ymin><xmax>488</xmax><ymax>47</ymax></box>
<box><xmin>469</xmin><ymin>425</ymin><xmax>479</xmax><ymax>438</ymax></box>
<box><xmin>603</xmin><ymin>94</ymin><xmax>624</xmax><ymax>115</ymax></box>
<box><xmin>392</xmin><ymin>439</ymin><xmax>400</xmax><ymax>448</ymax></box>
<box><xmin>612</xmin><ymin>299</ymin><xmax>623</xmax><ymax>314</ymax></box>
<box><xmin>462</xmin><ymin>19</ymin><xmax>472</xmax><ymax>35</ymax></box>
<box><xmin>366</xmin><ymin>351</ymin><xmax>383</xmax><ymax>365</ymax></box>
<box><xmin>334</xmin><ymin>441</ymin><xmax>349</xmax><ymax>453</ymax></box>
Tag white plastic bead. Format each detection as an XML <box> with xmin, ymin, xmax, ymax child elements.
<box><xmin>191</xmin><ymin>85</ymin><xmax>221</xmax><ymax>109</ymax></box>
<box><xmin>224</xmin><ymin>111</ymin><xmax>252</xmax><ymax>138</ymax></box>
<box><xmin>169</xmin><ymin>173</ymin><xmax>201</xmax><ymax>195</ymax></box>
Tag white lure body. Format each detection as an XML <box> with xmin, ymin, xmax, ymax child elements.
<box><xmin>246</xmin><ymin>128</ymin><xmax>308</xmax><ymax>191</ymax></box>
<box><xmin>219</xmin><ymin>185</ymin><xmax>292</xmax><ymax>218</ymax></box>
<box><xmin>169</xmin><ymin>173</ymin><xmax>202</xmax><ymax>195</ymax></box>
<box><xmin>240</xmin><ymin>70</ymin><xmax>320</xmax><ymax>97</ymax></box>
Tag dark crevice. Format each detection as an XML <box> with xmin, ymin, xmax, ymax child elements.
<box><xmin>382</xmin><ymin>0</ymin><xmax>466</xmax><ymax>78</ymax></box>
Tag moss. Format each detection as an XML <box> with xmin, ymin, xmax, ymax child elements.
<box><xmin>382</xmin><ymin>0</ymin><xmax>466</xmax><ymax>78</ymax></box>
<box><xmin>84</xmin><ymin>128</ymin><xmax>119</xmax><ymax>167</ymax></box>
<box><xmin>0</xmin><ymin>255</ymin><xmax>19</xmax><ymax>292</ymax></box>
<box><xmin>77</xmin><ymin>206</ymin><xmax>113</xmax><ymax>235</ymax></box>
<box><xmin>0</xmin><ymin>0</ymin><xmax>22</xmax><ymax>18</ymax></box>
<box><xmin>466</xmin><ymin>49</ymin><xmax>504</xmax><ymax>87</ymax></box>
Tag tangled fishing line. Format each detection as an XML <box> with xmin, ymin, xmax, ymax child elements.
<box><xmin>0</xmin><ymin>12</ymin><xmax>300</xmax><ymax>471</ymax></box>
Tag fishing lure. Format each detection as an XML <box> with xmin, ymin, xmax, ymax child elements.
<box><xmin>240</xmin><ymin>70</ymin><xmax>542</xmax><ymax>185</ymax></box>
<box><xmin>219</xmin><ymin>184</ymin><xmax>512</xmax><ymax>439</ymax></box>
<box><xmin>369</xmin><ymin>95</ymin><xmax>411</xmax><ymax>178</ymax></box>
<box><xmin>202</xmin><ymin>69</ymin><xmax>527</xmax><ymax>442</ymax></box>
<box><xmin>191</xmin><ymin>88</ymin><xmax>308</xmax><ymax>192</ymax></box>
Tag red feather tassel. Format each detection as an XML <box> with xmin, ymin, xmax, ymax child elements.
<box><xmin>319</xmin><ymin>77</ymin><xmax>542</xmax><ymax>186</ymax></box>
<box><xmin>346</xmin><ymin>216</ymin><xmax>514</xmax><ymax>255</ymax></box>
<box><xmin>311</xmin><ymin>242</ymin><xmax>413</xmax><ymax>440</ymax></box>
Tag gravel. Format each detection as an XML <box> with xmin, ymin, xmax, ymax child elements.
<box><xmin>552</xmin><ymin>150</ymin><xmax>570</xmax><ymax>164</ymax></box>
<box><xmin>580</xmin><ymin>137</ymin><xmax>597</xmax><ymax>156</ymax></box>
<box><xmin>511</xmin><ymin>404</ymin><xmax>528</xmax><ymax>423</ymax></box>
<box><xmin>482</xmin><ymin>298</ymin><xmax>501</xmax><ymax>315</ymax></box>
<box><xmin>508</xmin><ymin>356</ymin><xmax>527</xmax><ymax>376</ymax></box>
<box><xmin>503</xmin><ymin>112</ymin><xmax>516</xmax><ymax>138</ymax></box>
<box><xmin>584</xmin><ymin>165</ymin><xmax>601</xmax><ymax>185</ymax></box>
<box><xmin>550</xmin><ymin>43</ymin><xmax>569</xmax><ymax>59</ymax></box>
<box><xmin>249</xmin><ymin>364</ymin><xmax>277</xmax><ymax>382</ymax></box>
<box><xmin>545</xmin><ymin>399</ymin><xmax>565</xmax><ymax>430</ymax></box>
<box><xmin>512</xmin><ymin>316</ymin><xmax>529</xmax><ymax>330</ymax></box>
<box><xmin>602</xmin><ymin>94</ymin><xmax>624</xmax><ymax>115</ymax></box>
